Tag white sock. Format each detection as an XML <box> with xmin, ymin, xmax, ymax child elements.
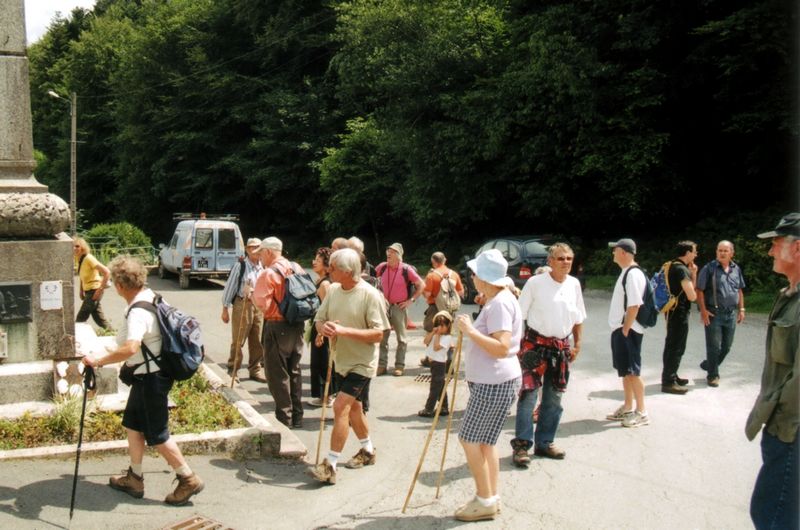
<box><xmin>175</xmin><ymin>464</ymin><xmax>192</xmax><ymax>477</ymax></box>
<box><xmin>359</xmin><ymin>437</ymin><xmax>374</xmax><ymax>454</ymax></box>
<box><xmin>130</xmin><ymin>463</ymin><xmax>143</xmax><ymax>476</ymax></box>
<box><xmin>327</xmin><ymin>451</ymin><xmax>340</xmax><ymax>469</ymax></box>
<box><xmin>491</xmin><ymin>495</ymin><xmax>500</xmax><ymax>504</ymax></box>
<box><xmin>476</xmin><ymin>495</ymin><xmax>495</xmax><ymax>507</ymax></box>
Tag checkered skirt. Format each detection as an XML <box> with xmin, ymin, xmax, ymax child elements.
<box><xmin>459</xmin><ymin>377</ymin><xmax>521</xmax><ymax>445</ymax></box>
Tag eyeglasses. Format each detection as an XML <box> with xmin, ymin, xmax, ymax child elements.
<box><xmin>554</xmin><ymin>256</ymin><xmax>574</xmax><ymax>262</ymax></box>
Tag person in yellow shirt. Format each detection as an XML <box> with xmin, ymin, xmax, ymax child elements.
<box><xmin>74</xmin><ymin>237</ymin><xmax>112</xmax><ymax>330</ymax></box>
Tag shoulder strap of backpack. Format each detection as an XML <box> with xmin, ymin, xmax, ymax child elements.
<box><xmin>621</xmin><ymin>265</ymin><xmax>643</xmax><ymax>324</ymax></box>
<box><xmin>237</xmin><ymin>257</ymin><xmax>247</xmax><ymax>293</ymax></box>
<box><xmin>124</xmin><ymin>296</ymin><xmax>162</xmax><ymax>368</ymax></box>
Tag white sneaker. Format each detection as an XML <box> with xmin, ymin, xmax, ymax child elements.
<box><xmin>309</xmin><ymin>397</ymin><xmax>331</xmax><ymax>407</ymax></box>
<box><xmin>622</xmin><ymin>410</ymin><xmax>650</xmax><ymax>428</ymax></box>
<box><xmin>606</xmin><ymin>405</ymin><xmax>630</xmax><ymax>421</ymax></box>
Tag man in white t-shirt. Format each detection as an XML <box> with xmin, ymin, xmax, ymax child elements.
<box><xmin>606</xmin><ymin>238</ymin><xmax>649</xmax><ymax>428</ymax></box>
<box><xmin>510</xmin><ymin>243</ymin><xmax>586</xmax><ymax>466</ymax></box>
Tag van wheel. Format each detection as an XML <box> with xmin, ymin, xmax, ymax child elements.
<box><xmin>158</xmin><ymin>262</ymin><xmax>167</xmax><ymax>279</ymax></box>
<box><xmin>179</xmin><ymin>272</ymin><xmax>190</xmax><ymax>289</ymax></box>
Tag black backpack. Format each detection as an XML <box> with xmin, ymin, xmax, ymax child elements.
<box><xmin>375</xmin><ymin>262</ymin><xmax>417</xmax><ymax>300</ymax></box>
<box><xmin>621</xmin><ymin>265</ymin><xmax>658</xmax><ymax>328</ymax></box>
<box><xmin>271</xmin><ymin>262</ymin><xmax>320</xmax><ymax>324</ymax></box>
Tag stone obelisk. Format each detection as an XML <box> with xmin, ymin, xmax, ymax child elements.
<box><xmin>0</xmin><ymin>0</ymin><xmax>75</xmax><ymax>404</ymax></box>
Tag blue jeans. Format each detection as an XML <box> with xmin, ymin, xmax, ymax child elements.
<box><xmin>750</xmin><ymin>429</ymin><xmax>799</xmax><ymax>530</ymax></box>
<box><xmin>514</xmin><ymin>372</ymin><xmax>564</xmax><ymax>450</ymax></box>
<box><xmin>704</xmin><ymin>308</ymin><xmax>737</xmax><ymax>379</ymax></box>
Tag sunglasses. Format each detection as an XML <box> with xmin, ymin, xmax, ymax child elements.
<box><xmin>554</xmin><ymin>256</ymin><xmax>574</xmax><ymax>262</ymax></box>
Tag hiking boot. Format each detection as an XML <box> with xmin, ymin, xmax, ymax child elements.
<box><xmin>534</xmin><ymin>443</ymin><xmax>566</xmax><ymax>460</ymax></box>
<box><xmin>420</xmin><ymin>356</ymin><xmax>431</xmax><ymax>368</ymax></box>
<box><xmin>344</xmin><ymin>448</ymin><xmax>376</xmax><ymax>469</ymax></box>
<box><xmin>376</xmin><ymin>366</ymin><xmax>387</xmax><ymax>376</ymax></box>
<box><xmin>308</xmin><ymin>458</ymin><xmax>336</xmax><ymax>485</ymax></box>
<box><xmin>164</xmin><ymin>473</ymin><xmax>204</xmax><ymax>506</ymax></box>
<box><xmin>700</xmin><ymin>359</ymin><xmax>708</xmax><ymax>371</ymax></box>
<box><xmin>606</xmin><ymin>405</ymin><xmax>630</xmax><ymax>421</ymax></box>
<box><xmin>418</xmin><ymin>409</ymin><xmax>435</xmax><ymax>418</ymax></box>
<box><xmin>109</xmin><ymin>467</ymin><xmax>144</xmax><ymax>499</ymax></box>
<box><xmin>622</xmin><ymin>411</ymin><xmax>650</xmax><ymax>428</ymax></box>
<box><xmin>661</xmin><ymin>383</ymin><xmax>688</xmax><ymax>395</ymax></box>
<box><xmin>249</xmin><ymin>368</ymin><xmax>267</xmax><ymax>383</ymax></box>
<box><xmin>454</xmin><ymin>497</ymin><xmax>497</xmax><ymax>522</ymax></box>
<box><xmin>675</xmin><ymin>376</ymin><xmax>689</xmax><ymax>386</ymax></box>
<box><xmin>708</xmin><ymin>377</ymin><xmax>720</xmax><ymax>387</ymax></box>
<box><xmin>512</xmin><ymin>447</ymin><xmax>530</xmax><ymax>468</ymax></box>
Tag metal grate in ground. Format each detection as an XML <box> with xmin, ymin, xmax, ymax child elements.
<box><xmin>161</xmin><ymin>515</ymin><xmax>233</xmax><ymax>530</ymax></box>
<box><xmin>414</xmin><ymin>374</ymin><xmax>432</xmax><ymax>383</ymax></box>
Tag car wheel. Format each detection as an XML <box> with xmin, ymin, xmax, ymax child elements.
<box><xmin>158</xmin><ymin>262</ymin><xmax>167</xmax><ymax>279</ymax></box>
<box><xmin>179</xmin><ymin>272</ymin><xmax>190</xmax><ymax>289</ymax></box>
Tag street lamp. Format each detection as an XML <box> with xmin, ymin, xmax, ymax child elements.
<box><xmin>47</xmin><ymin>90</ymin><xmax>77</xmax><ymax>236</ymax></box>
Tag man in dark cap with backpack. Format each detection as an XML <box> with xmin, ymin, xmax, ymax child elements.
<box><xmin>660</xmin><ymin>241</ymin><xmax>698</xmax><ymax>395</ymax></box>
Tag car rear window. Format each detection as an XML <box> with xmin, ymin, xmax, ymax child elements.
<box><xmin>218</xmin><ymin>229</ymin><xmax>236</xmax><ymax>250</ymax></box>
<box><xmin>524</xmin><ymin>241</ymin><xmax>550</xmax><ymax>256</ymax></box>
<box><xmin>195</xmin><ymin>228</ymin><xmax>213</xmax><ymax>249</ymax></box>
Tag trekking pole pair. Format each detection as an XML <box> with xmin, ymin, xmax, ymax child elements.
<box><xmin>402</xmin><ymin>331</ymin><xmax>464</xmax><ymax>513</ymax></box>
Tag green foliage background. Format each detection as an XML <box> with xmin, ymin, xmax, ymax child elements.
<box><xmin>28</xmin><ymin>0</ymin><xmax>797</xmax><ymax>269</ymax></box>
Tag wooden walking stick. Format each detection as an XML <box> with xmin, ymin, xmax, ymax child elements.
<box><xmin>230</xmin><ymin>295</ymin><xmax>250</xmax><ymax>389</ymax></box>
<box><xmin>436</xmin><ymin>332</ymin><xmax>463</xmax><ymax>498</ymax></box>
<box><xmin>315</xmin><ymin>336</ymin><xmax>336</xmax><ymax>465</ymax></box>
<box><xmin>402</xmin><ymin>332</ymin><xmax>463</xmax><ymax>513</ymax></box>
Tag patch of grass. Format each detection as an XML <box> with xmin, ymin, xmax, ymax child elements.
<box><xmin>586</xmin><ymin>275</ymin><xmax>617</xmax><ymax>291</ymax></box>
<box><xmin>0</xmin><ymin>373</ymin><xmax>246</xmax><ymax>451</ymax></box>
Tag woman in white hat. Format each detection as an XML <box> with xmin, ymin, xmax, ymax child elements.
<box><xmin>453</xmin><ymin>248</ymin><xmax>523</xmax><ymax>522</ymax></box>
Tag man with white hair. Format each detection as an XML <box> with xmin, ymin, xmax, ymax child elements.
<box><xmin>253</xmin><ymin>237</ymin><xmax>306</xmax><ymax>428</ymax></box>
<box><xmin>310</xmin><ymin>248</ymin><xmax>390</xmax><ymax>485</ymax></box>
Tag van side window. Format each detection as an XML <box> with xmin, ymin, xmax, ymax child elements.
<box><xmin>218</xmin><ymin>229</ymin><xmax>236</xmax><ymax>251</ymax></box>
<box><xmin>195</xmin><ymin>228</ymin><xmax>213</xmax><ymax>249</ymax></box>
<box><xmin>169</xmin><ymin>233</ymin><xmax>178</xmax><ymax>249</ymax></box>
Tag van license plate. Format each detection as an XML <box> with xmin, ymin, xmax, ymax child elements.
<box><xmin>198</xmin><ymin>258</ymin><xmax>209</xmax><ymax>269</ymax></box>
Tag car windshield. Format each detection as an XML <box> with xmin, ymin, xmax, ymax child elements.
<box><xmin>524</xmin><ymin>240</ymin><xmax>550</xmax><ymax>256</ymax></box>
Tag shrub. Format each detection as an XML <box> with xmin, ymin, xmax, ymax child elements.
<box><xmin>82</xmin><ymin>222</ymin><xmax>155</xmax><ymax>265</ymax></box>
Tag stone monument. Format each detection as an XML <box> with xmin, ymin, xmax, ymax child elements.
<box><xmin>0</xmin><ymin>0</ymin><xmax>75</xmax><ymax>404</ymax></box>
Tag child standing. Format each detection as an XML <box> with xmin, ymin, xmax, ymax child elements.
<box><xmin>418</xmin><ymin>311</ymin><xmax>454</xmax><ymax>417</ymax></box>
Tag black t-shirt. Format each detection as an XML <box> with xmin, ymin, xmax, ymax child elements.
<box><xmin>668</xmin><ymin>260</ymin><xmax>691</xmax><ymax>311</ymax></box>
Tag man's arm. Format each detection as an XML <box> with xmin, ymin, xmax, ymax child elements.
<box><xmin>570</xmin><ymin>322</ymin><xmax>582</xmax><ymax>361</ymax></box>
<box><xmin>319</xmin><ymin>320</ymin><xmax>384</xmax><ymax>343</ymax></box>
<box><xmin>82</xmin><ymin>339</ymin><xmax>139</xmax><ymax>368</ymax></box>
<box><xmin>91</xmin><ymin>262</ymin><xmax>111</xmax><ymax>301</ymax></box>
<box><xmin>737</xmin><ymin>288</ymin><xmax>746</xmax><ymax>324</ymax></box>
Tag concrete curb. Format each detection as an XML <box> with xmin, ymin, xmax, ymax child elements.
<box><xmin>0</xmin><ymin>362</ymin><xmax>308</xmax><ymax>462</ymax></box>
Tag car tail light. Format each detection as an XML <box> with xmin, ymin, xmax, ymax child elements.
<box><xmin>182</xmin><ymin>256</ymin><xmax>192</xmax><ymax>269</ymax></box>
<box><xmin>519</xmin><ymin>265</ymin><xmax>532</xmax><ymax>279</ymax></box>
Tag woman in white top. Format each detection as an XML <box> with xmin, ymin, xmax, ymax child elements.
<box><xmin>453</xmin><ymin>249</ymin><xmax>522</xmax><ymax>522</ymax></box>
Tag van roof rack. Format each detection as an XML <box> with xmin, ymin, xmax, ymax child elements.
<box><xmin>172</xmin><ymin>213</ymin><xmax>240</xmax><ymax>221</ymax></box>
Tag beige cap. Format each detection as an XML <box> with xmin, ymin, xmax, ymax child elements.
<box><xmin>259</xmin><ymin>237</ymin><xmax>283</xmax><ymax>251</ymax></box>
<box><xmin>387</xmin><ymin>242</ymin><xmax>404</xmax><ymax>257</ymax></box>
<box><xmin>246</xmin><ymin>237</ymin><xmax>262</xmax><ymax>248</ymax></box>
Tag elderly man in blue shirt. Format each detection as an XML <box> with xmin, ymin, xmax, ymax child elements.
<box><xmin>696</xmin><ymin>240</ymin><xmax>746</xmax><ymax>387</ymax></box>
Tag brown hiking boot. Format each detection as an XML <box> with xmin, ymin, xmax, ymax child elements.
<box><xmin>164</xmin><ymin>473</ymin><xmax>204</xmax><ymax>506</ymax></box>
<box><xmin>308</xmin><ymin>458</ymin><xmax>336</xmax><ymax>485</ymax></box>
<box><xmin>513</xmin><ymin>447</ymin><xmax>531</xmax><ymax>467</ymax></box>
<box><xmin>109</xmin><ymin>467</ymin><xmax>144</xmax><ymax>499</ymax></box>
<box><xmin>344</xmin><ymin>447</ymin><xmax>377</xmax><ymax>469</ymax></box>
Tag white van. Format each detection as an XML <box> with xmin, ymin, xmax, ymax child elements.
<box><xmin>158</xmin><ymin>213</ymin><xmax>244</xmax><ymax>288</ymax></box>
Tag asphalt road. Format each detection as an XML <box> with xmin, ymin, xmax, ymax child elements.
<box><xmin>0</xmin><ymin>274</ymin><xmax>770</xmax><ymax>529</ymax></box>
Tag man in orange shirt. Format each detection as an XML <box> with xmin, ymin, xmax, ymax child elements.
<box><xmin>253</xmin><ymin>237</ymin><xmax>305</xmax><ymax>428</ymax></box>
<box><xmin>422</xmin><ymin>252</ymin><xmax>465</xmax><ymax>331</ymax></box>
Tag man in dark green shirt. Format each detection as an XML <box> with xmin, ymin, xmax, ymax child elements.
<box><xmin>746</xmin><ymin>213</ymin><xmax>800</xmax><ymax>530</ymax></box>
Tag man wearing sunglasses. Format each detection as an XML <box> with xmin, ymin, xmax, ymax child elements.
<box><xmin>511</xmin><ymin>243</ymin><xmax>586</xmax><ymax>465</ymax></box>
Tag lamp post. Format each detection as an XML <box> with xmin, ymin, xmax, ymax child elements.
<box><xmin>47</xmin><ymin>90</ymin><xmax>77</xmax><ymax>236</ymax></box>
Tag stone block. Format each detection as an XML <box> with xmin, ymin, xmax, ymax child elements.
<box><xmin>0</xmin><ymin>0</ymin><xmax>26</xmax><ymax>53</ymax></box>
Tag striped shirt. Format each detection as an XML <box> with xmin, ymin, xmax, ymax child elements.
<box><xmin>222</xmin><ymin>258</ymin><xmax>263</xmax><ymax>307</ymax></box>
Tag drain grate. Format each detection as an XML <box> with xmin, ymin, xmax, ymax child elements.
<box><xmin>414</xmin><ymin>374</ymin><xmax>432</xmax><ymax>383</ymax></box>
<box><xmin>161</xmin><ymin>515</ymin><xmax>233</xmax><ymax>530</ymax></box>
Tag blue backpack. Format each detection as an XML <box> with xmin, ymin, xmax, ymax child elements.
<box><xmin>621</xmin><ymin>266</ymin><xmax>658</xmax><ymax>328</ymax></box>
<box><xmin>651</xmin><ymin>261</ymin><xmax>679</xmax><ymax>314</ymax></box>
<box><xmin>128</xmin><ymin>294</ymin><xmax>205</xmax><ymax>380</ymax></box>
<box><xmin>271</xmin><ymin>262</ymin><xmax>320</xmax><ymax>324</ymax></box>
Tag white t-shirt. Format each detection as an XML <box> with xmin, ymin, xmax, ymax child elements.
<box><xmin>426</xmin><ymin>333</ymin><xmax>453</xmax><ymax>363</ymax></box>
<box><xmin>465</xmin><ymin>288</ymin><xmax>523</xmax><ymax>385</ymax></box>
<box><xmin>608</xmin><ymin>266</ymin><xmax>646</xmax><ymax>334</ymax></box>
<box><xmin>117</xmin><ymin>288</ymin><xmax>163</xmax><ymax>374</ymax></box>
<box><xmin>518</xmin><ymin>273</ymin><xmax>586</xmax><ymax>338</ymax></box>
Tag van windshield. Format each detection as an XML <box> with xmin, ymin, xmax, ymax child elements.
<box><xmin>218</xmin><ymin>229</ymin><xmax>236</xmax><ymax>250</ymax></box>
<box><xmin>195</xmin><ymin>229</ymin><xmax>213</xmax><ymax>249</ymax></box>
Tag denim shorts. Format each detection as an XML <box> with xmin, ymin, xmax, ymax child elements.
<box><xmin>122</xmin><ymin>372</ymin><xmax>174</xmax><ymax>446</ymax></box>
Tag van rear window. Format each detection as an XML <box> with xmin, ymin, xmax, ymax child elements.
<box><xmin>218</xmin><ymin>229</ymin><xmax>236</xmax><ymax>250</ymax></box>
<box><xmin>195</xmin><ymin>228</ymin><xmax>213</xmax><ymax>249</ymax></box>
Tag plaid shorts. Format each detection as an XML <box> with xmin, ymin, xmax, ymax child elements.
<box><xmin>459</xmin><ymin>377</ymin><xmax>521</xmax><ymax>445</ymax></box>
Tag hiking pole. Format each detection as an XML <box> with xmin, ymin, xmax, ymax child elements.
<box><xmin>230</xmin><ymin>297</ymin><xmax>249</xmax><ymax>389</ymax></box>
<box><xmin>435</xmin><ymin>332</ymin><xmax>463</xmax><ymax>498</ymax></box>
<box><xmin>315</xmin><ymin>337</ymin><xmax>336</xmax><ymax>466</ymax></box>
<box><xmin>69</xmin><ymin>364</ymin><xmax>96</xmax><ymax>523</ymax></box>
<box><xmin>402</xmin><ymin>332</ymin><xmax>462</xmax><ymax>513</ymax></box>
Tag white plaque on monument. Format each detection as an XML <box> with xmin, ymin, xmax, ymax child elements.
<box><xmin>40</xmin><ymin>281</ymin><xmax>63</xmax><ymax>310</ymax></box>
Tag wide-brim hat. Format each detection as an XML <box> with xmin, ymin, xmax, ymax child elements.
<box><xmin>387</xmin><ymin>242</ymin><xmax>404</xmax><ymax>257</ymax></box>
<box><xmin>757</xmin><ymin>213</ymin><xmax>800</xmax><ymax>239</ymax></box>
<box><xmin>467</xmin><ymin>249</ymin><xmax>508</xmax><ymax>287</ymax></box>
<box><xmin>246</xmin><ymin>237</ymin><xmax>262</xmax><ymax>248</ymax></box>
<box><xmin>433</xmin><ymin>310</ymin><xmax>453</xmax><ymax>323</ymax></box>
